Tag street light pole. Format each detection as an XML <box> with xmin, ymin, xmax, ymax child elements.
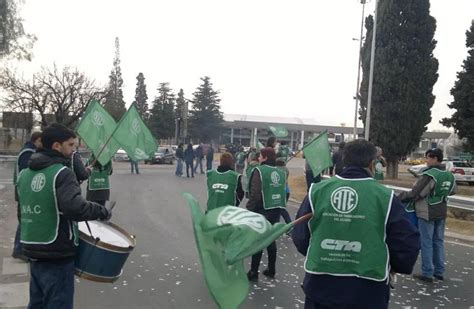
<box><xmin>353</xmin><ymin>0</ymin><xmax>366</xmax><ymax>141</ymax></box>
<box><xmin>364</xmin><ymin>0</ymin><xmax>378</xmax><ymax>140</ymax></box>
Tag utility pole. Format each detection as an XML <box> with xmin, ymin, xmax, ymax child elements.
<box><xmin>353</xmin><ymin>0</ymin><xmax>366</xmax><ymax>141</ymax></box>
<box><xmin>364</xmin><ymin>0</ymin><xmax>378</xmax><ymax>140</ymax></box>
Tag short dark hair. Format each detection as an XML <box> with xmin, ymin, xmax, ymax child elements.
<box><xmin>342</xmin><ymin>140</ymin><xmax>377</xmax><ymax>168</ymax></box>
<box><xmin>425</xmin><ymin>148</ymin><xmax>443</xmax><ymax>162</ymax></box>
<box><xmin>266</xmin><ymin>136</ymin><xmax>276</xmax><ymax>147</ymax></box>
<box><xmin>220</xmin><ymin>152</ymin><xmax>235</xmax><ymax>168</ymax></box>
<box><xmin>30</xmin><ymin>131</ymin><xmax>42</xmax><ymax>143</ymax></box>
<box><xmin>260</xmin><ymin>147</ymin><xmax>276</xmax><ymax>164</ymax></box>
<box><xmin>41</xmin><ymin>123</ymin><xmax>76</xmax><ymax>149</ymax></box>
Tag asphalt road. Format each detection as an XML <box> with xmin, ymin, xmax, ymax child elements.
<box><xmin>0</xmin><ymin>161</ymin><xmax>473</xmax><ymax>308</ymax></box>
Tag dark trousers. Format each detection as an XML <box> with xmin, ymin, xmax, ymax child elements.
<box><xmin>186</xmin><ymin>161</ymin><xmax>194</xmax><ymax>177</ymax></box>
<box><xmin>194</xmin><ymin>158</ymin><xmax>204</xmax><ymax>173</ymax></box>
<box><xmin>250</xmin><ymin>241</ymin><xmax>277</xmax><ymax>273</ymax></box>
<box><xmin>130</xmin><ymin>161</ymin><xmax>139</xmax><ymax>174</ymax></box>
<box><xmin>206</xmin><ymin>157</ymin><xmax>213</xmax><ymax>170</ymax></box>
<box><xmin>304</xmin><ymin>297</ymin><xmax>384</xmax><ymax>309</ymax></box>
<box><xmin>280</xmin><ymin>209</ymin><xmax>292</xmax><ymax>224</ymax></box>
<box><xmin>13</xmin><ymin>203</ymin><xmax>23</xmax><ymax>256</ymax></box>
<box><xmin>29</xmin><ymin>259</ymin><xmax>75</xmax><ymax>309</ymax></box>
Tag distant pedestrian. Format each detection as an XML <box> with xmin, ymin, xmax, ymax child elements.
<box><xmin>175</xmin><ymin>143</ymin><xmax>184</xmax><ymax>176</ymax></box>
<box><xmin>130</xmin><ymin>159</ymin><xmax>140</xmax><ymax>174</ymax></box>
<box><xmin>184</xmin><ymin>143</ymin><xmax>195</xmax><ymax>178</ymax></box>
<box><xmin>206</xmin><ymin>145</ymin><xmax>214</xmax><ymax>171</ymax></box>
<box><xmin>234</xmin><ymin>146</ymin><xmax>246</xmax><ymax>174</ymax></box>
<box><xmin>194</xmin><ymin>143</ymin><xmax>204</xmax><ymax>174</ymax></box>
<box><xmin>374</xmin><ymin>146</ymin><xmax>386</xmax><ymax>181</ymax></box>
<box><xmin>329</xmin><ymin>142</ymin><xmax>345</xmax><ymax>176</ymax></box>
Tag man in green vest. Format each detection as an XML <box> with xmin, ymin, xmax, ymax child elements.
<box><xmin>86</xmin><ymin>154</ymin><xmax>113</xmax><ymax>206</ymax></box>
<box><xmin>246</xmin><ymin>147</ymin><xmax>287</xmax><ymax>281</ymax></box>
<box><xmin>276</xmin><ymin>141</ymin><xmax>291</xmax><ymax>163</ymax></box>
<box><xmin>234</xmin><ymin>146</ymin><xmax>246</xmax><ymax>174</ymax></box>
<box><xmin>17</xmin><ymin>123</ymin><xmax>112</xmax><ymax>309</ymax></box>
<box><xmin>374</xmin><ymin>146</ymin><xmax>387</xmax><ymax>181</ymax></box>
<box><xmin>292</xmin><ymin>140</ymin><xmax>420</xmax><ymax>308</ymax></box>
<box><xmin>399</xmin><ymin>148</ymin><xmax>455</xmax><ymax>283</ymax></box>
<box><xmin>12</xmin><ymin>131</ymin><xmax>42</xmax><ymax>261</ymax></box>
<box><xmin>206</xmin><ymin>152</ymin><xmax>244</xmax><ymax>211</ymax></box>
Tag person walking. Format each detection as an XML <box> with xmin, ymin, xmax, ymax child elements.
<box><xmin>329</xmin><ymin>141</ymin><xmax>345</xmax><ymax>176</ymax></box>
<box><xmin>184</xmin><ymin>143</ymin><xmax>195</xmax><ymax>178</ymax></box>
<box><xmin>16</xmin><ymin>123</ymin><xmax>112</xmax><ymax>309</ymax></box>
<box><xmin>292</xmin><ymin>140</ymin><xmax>420</xmax><ymax>308</ymax></box>
<box><xmin>175</xmin><ymin>143</ymin><xmax>184</xmax><ymax>176</ymax></box>
<box><xmin>246</xmin><ymin>147</ymin><xmax>287</xmax><ymax>281</ymax></box>
<box><xmin>194</xmin><ymin>143</ymin><xmax>204</xmax><ymax>174</ymax></box>
<box><xmin>206</xmin><ymin>152</ymin><xmax>244</xmax><ymax>212</ymax></box>
<box><xmin>12</xmin><ymin>131</ymin><xmax>42</xmax><ymax>261</ymax></box>
<box><xmin>206</xmin><ymin>144</ymin><xmax>214</xmax><ymax>171</ymax></box>
<box><xmin>398</xmin><ymin>148</ymin><xmax>456</xmax><ymax>283</ymax></box>
<box><xmin>130</xmin><ymin>159</ymin><xmax>140</xmax><ymax>174</ymax></box>
<box><xmin>86</xmin><ymin>155</ymin><xmax>113</xmax><ymax>206</ymax></box>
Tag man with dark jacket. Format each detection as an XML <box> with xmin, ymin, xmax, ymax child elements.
<box><xmin>194</xmin><ymin>143</ymin><xmax>204</xmax><ymax>174</ymax></box>
<box><xmin>398</xmin><ymin>148</ymin><xmax>455</xmax><ymax>283</ymax></box>
<box><xmin>329</xmin><ymin>142</ymin><xmax>345</xmax><ymax>176</ymax></box>
<box><xmin>12</xmin><ymin>131</ymin><xmax>42</xmax><ymax>260</ymax></box>
<box><xmin>175</xmin><ymin>143</ymin><xmax>184</xmax><ymax>176</ymax></box>
<box><xmin>16</xmin><ymin>123</ymin><xmax>111</xmax><ymax>309</ymax></box>
<box><xmin>292</xmin><ymin>140</ymin><xmax>420</xmax><ymax>308</ymax></box>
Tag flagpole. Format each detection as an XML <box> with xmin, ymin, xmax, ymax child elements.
<box><xmin>292</xmin><ymin>213</ymin><xmax>313</xmax><ymax>226</ymax></box>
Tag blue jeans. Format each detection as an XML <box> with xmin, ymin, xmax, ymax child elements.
<box><xmin>29</xmin><ymin>259</ymin><xmax>75</xmax><ymax>309</ymax></box>
<box><xmin>418</xmin><ymin>218</ymin><xmax>445</xmax><ymax>277</ymax></box>
<box><xmin>130</xmin><ymin>161</ymin><xmax>139</xmax><ymax>174</ymax></box>
<box><xmin>194</xmin><ymin>158</ymin><xmax>203</xmax><ymax>173</ymax></box>
<box><xmin>175</xmin><ymin>158</ymin><xmax>183</xmax><ymax>176</ymax></box>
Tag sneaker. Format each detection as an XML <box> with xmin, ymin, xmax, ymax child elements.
<box><xmin>247</xmin><ymin>270</ymin><xmax>259</xmax><ymax>282</ymax></box>
<box><xmin>434</xmin><ymin>274</ymin><xmax>444</xmax><ymax>281</ymax></box>
<box><xmin>262</xmin><ymin>269</ymin><xmax>275</xmax><ymax>279</ymax></box>
<box><xmin>413</xmin><ymin>274</ymin><xmax>433</xmax><ymax>283</ymax></box>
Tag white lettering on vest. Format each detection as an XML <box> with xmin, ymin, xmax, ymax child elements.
<box><xmin>321</xmin><ymin>238</ymin><xmax>362</xmax><ymax>252</ymax></box>
<box><xmin>21</xmin><ymin>204</ymin><xmax>42</xmax><ymax>215</ymax></box>
<box><xmin>272</xmin><ymin>194</ymin><xmax>281</xmax><ymax>200</ymax></box>
<box><xmin>212</xmin><ymin>183</ymin><xmax>229</xmax><ymax>190</ymax></box>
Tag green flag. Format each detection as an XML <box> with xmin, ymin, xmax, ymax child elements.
<box><xmin>303</xmin><ymin>130</ymin><xmax>333</xmax><ymax>176</ymax></box>
<box><xmin>257</xmin><ymin>140</ymin><xmax>265</xmax><ymax>151</ymax></box>
<box><xmin>112</xmin><ymin>103</ymin><xmax>157</xmax><ymax>161</ymax></box>
<box><xmin>268</xmin><ymin>125</ymin><xmax>288</xmax><ymax>138</ymax></box>
<box><xmin>76</xmin><ymin>100</ymin><xmax>121</xmax><ymax>165</ymax></box>
<box><xmin>184</xmin><ymin>193</ymin><xmax>291</xmax><ymax>309</ymax></box>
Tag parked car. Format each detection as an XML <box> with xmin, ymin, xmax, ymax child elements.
<box><xmin>113</xmin><ymin>149</ymin><xmax>129</xmax><ymax>162</ymax></box>
<box><xmin>146</xmin><ymin>146</ymin><xmax>174</xmax><ymax>164</ymax></box>
<box><xmin>444</xmin><ymin>160</ymin><xmax>474</xmax><ymax>185</ymax></box>
<box><xmin>407</xmin><ymin>164</ymin><xmax>429</xmax><ymax>177</ymax></box>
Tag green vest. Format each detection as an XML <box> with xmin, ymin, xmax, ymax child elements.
<box><xmin>13</xmin><ymin>148</ymin><xmax>35</xmax><ymax>186</ymax></box>
<box><xmin>88</xmin><ymin>163</ymin><xmax>111</xmax><ymax>190</ymax></box>
<box><xmin>206</xmin><ymin>169</ymin><xmax>240</xmax><ymax>211</ymax></box>
<box><xmin>245</xmin><ymin>162</ymin><xmax>259</xmax><ymax>193</ymax></box>
<box><xmin>17</xmin><ymin>164</ymin><xmax>66</xmax><ymax>244</ymax></box>
<box><xmin>252</xmin><ymin>165</ymin><xmax>287</xmax><ymax>209</ymax></box>
<box><xmin>422</xmin><ymin>168</ymin><xmax>455</xmax><ymax>205</ymax></box>
<box><xmin>305</xmin><ymin>176</ymin><xmax>392</xmax><ymax>281</ymax></box>
<box><xmin>235</xmin><ymin>152</ymin><xmax>246</xmax><ymax>165</ymax></box>
<box><xmin>374</xmin><ymin>159</ymin><xmax>384</xmax><ymax>181</ymax></box>
<box><xmin>277</xmin><ymin>146</ymin><xmax>290</xmax><ymax>162</ymax></box>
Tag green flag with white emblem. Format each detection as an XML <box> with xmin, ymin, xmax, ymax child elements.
<box><xmin>112</xmin><ymin>103</ymin><xmax>157</xmax><ymax>161</ymax></box>
<box><xmin>268</xmin><ymin>125</ymin><xmax>288</xmax><ymax>138</ymax></box>
<box><xmin>184</xmin><ymin>193</ymin><xmax>291</xmax><ymax>309</ymax></box>
<box><xmin>303</xmin><ymin>130</ymin><xmax>333</xmax><ymax>176</ymax></box>
<box><xmin>76</xmin><ymin>100</ymin><xmax>121</xmax><ymax>165</ymax></box>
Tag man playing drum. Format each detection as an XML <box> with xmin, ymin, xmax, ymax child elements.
<box><xmin>16</xmin><ymin>123</ymin><xmax>113</xmax><ymax>309</ymax></box>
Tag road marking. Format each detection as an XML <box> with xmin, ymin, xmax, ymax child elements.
<box><xmin>0</xmin><ymin>282</ymin><xmax>29</xmax><ymax>307</ymax></box>
<box><xmin>446</xmin><ymin>240</ymin><xmax>474</xmax><ymax>248</ymax></box>
<box><xmin>2</xmin><ymin>257</ymin><xmax>29</xmax><ymax>275</ymax></box>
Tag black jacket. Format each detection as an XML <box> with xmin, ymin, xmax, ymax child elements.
<box><xmin>21</xmin><ymin>149</ymin><xmax>109</xmax><ymax>260</ymax></box>
<box><xmin>292</xmin><ymin>167</ymin><xmax>420</xmax><ymax>308</ymax></box>
<box><xmin>72</xmin><ymin>151</ymin><xmax>90</xmax><ymax>183</ymax></box>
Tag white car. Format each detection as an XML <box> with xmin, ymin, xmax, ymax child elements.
<box><xmin>113</xmin><ymin>149</ymin><xmax>129</xmax><ymax>162</ymax></box>
<box><xmin>407</xmin><ymin>164</ymin><xmax>428</xmax><ymax>177</ymax></box>
<box><xmin>444</xmin><ymin>161</ymin><xmax>474</xmax><ymax>185</ymax></box>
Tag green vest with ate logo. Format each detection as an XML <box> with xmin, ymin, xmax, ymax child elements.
<box><xmin>17</xmin><ymin>164</ymin><xmax>66</xmax><ymax>244</ymax></box>
<box><xmin>252</xmin><ymin>165</ymin><xmax>286</xmax><ymax>210</ymax></box>
<box><xmin>422</xmin><ymin>168</ymin><xmax>455</xmax><ymax>205</ymax></box>
<box><xmin>206</xmin><ymin>169</ymin><xmax>240</xmax><ymax>211</ymax></box>
<box><xmin>305</xmin><ymin>176</ymin><xmax>392</xmax><ymax>281</ymax></box>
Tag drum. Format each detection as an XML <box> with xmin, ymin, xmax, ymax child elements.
<box><xmin>75</xmin><ymin>220</ymin><xmax>136</xmax><ymax>283</ymax></box>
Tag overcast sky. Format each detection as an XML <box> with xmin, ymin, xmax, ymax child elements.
<box><xmin>12</xmin><ymin>0</ymin><xmax>474</xmax><ymax>131</ymax></box>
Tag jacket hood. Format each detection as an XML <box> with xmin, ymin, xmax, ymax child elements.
<box><xmin>29</xmin><ymin>149</ymin><xmax>71</xmax><ymax>171</ymax></box>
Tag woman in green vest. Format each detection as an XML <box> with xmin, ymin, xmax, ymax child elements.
<box><xmin>246</xmin><ymin>147</ymin><xmax>287</xmax><ymax>281</ymax></box>
<box><xmin>86</xmin><ymin>154</ymin><xmax>113</xmax><ymax>206</ymax></box>
<box><xmin>206</xmin><ymin>152</ymin><xmax>244</xmax><ymax>212</ymax></box>
<box><xmin>374</xmin><ymin>146</ymin><xmax>387</xmax><ymax>181</ymax></box>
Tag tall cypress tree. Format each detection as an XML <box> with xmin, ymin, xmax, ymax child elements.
<box><xmin>359</xmin><ymin>0</ymin><xmax>438</xmax><ymax>178</ymax></box>
<box><xmin>134</xmin><ymin>72</ymin><xmax>149</xmax><ymax>120</ymax></box>
<box><xmin>103</xmin><ymin>37</ymin><xmax>126</xmax><ymax>121</ymax></box>
<box><xmin>148</xmin><ymin>82</ymin><xmax>176</xmax><ymax>140</ymax></box>
<box><xmin>175</xmin><ymin>89</ymin><xmax>188</xmax><ymax>141</ymax></box>
<box><xmin>189</xmin><ymin>76</ymin><xmax>223</xmax><ymax>142</ymax></box>
<box><xmin>441</xmin><ymin>20</ymin><xmax>474</xmax><ymax>152</ymax></box>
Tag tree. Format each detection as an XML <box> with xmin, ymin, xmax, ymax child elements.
<box><xmin>441</xmin><ymin>20</ymin><xmax>474</xmax><ymax>152</ymax></box>
<box><xmin>133</xmin><ymin>72</ymin><xmax>149</xmax><ymax>119</ymax></box>
<box><xmin>103</xmin><ymin>37</ymin><xmax>126</xmax><ymax>121</ymax></box>
<box><xmin>189</xmin><ymin>76</ymin><xmax>223</xmax><ymax>142</ymax></box>
<box><xmin>175</xmin><ymin>88</ymin><xmax>188</xmax><ymax>141</ymax></box>
<box><xmin>359</xmin><ymin>0</ymin><xmax>438</xmax><ymax>178</ymax></box>
<box><xmin>148</xmin><ymin>82</ymin><xmax>176</xmax><ymax>140</ymax></box>
<box><xmin>0</xmin><ymin>0</ymin><xmax>36</xmax><ymax>60</ymax></box>
<box><xmin>0</xmin><ymin>65</ymin><xmax>105</xmax><ymax>128</ymax></box>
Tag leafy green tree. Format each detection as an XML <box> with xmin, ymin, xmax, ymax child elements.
<box><xmin>133</xmin><ymin>72</ymin><xmax>149</xmax><ymax>119</ymax></box>
<box><xmin>103</xmin><ymin>37</ymin><xmax>126</xmax><ymax>121</ymax></box>
<box><xmin>441</xmin><ymin>20</ymin><xmax>474</xmax><ymax>152</ymax></box>
<box><xmin>189</xmin><ymin>76</ymin><xmax>223</xmax><ymax>142</ymax></box>
<box><xmin>148</xmin><ymin>82</ymin><xmax>176</xmax><ymax>139</ymax></box>
<box><xmin>0</xmin><ymin>0</ymin><xmax>36</xmax><ymax>60</ymax></box>
<box><xmin>359</xmin><ymin>0</ymin><xmax>438</xmax><ymax>178</ymax></box>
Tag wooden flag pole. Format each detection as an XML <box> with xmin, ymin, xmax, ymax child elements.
<box><xmin>291</xmin><ymin>213</ymin><xmax>313</xmax><ymax>226</ymax></box>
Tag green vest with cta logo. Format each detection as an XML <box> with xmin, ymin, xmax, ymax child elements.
<box><xmin>305</xmin><ymin>176</ymin><xmax>392</xmax><ymax>281</ymax></box>
<box><xmin>206</xmin><ymin>169</ymin><xmax>240</xmax><ymax>211</ymax></box>
<box><xmin>374</xmin><ymin>159</ymin><xmax>384</xmax><ymax>181</ymax></box>
<box><xmin>422</xmin><ymin>168</ymin><xmax>455</xmax><ymax>205</ymax></box>
<box><xmin>88</xmin><ymin>163</ymin><xmax>111</xmax><ymax>190</ymax></box>
<box><xmin>252</xmin><ymin>165</ymin><xmax>287</xmax><ymax>210</ymax></box>
<box><xmin>17</xmin><ymin>164</ymin><xmax>66</xmax><ymax>244</ymax></box>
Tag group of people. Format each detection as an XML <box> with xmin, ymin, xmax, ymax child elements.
<box><xmin>174</xmin><ymin>142</ymin><xmax>214</xmax><ymax>178</ymax></box>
